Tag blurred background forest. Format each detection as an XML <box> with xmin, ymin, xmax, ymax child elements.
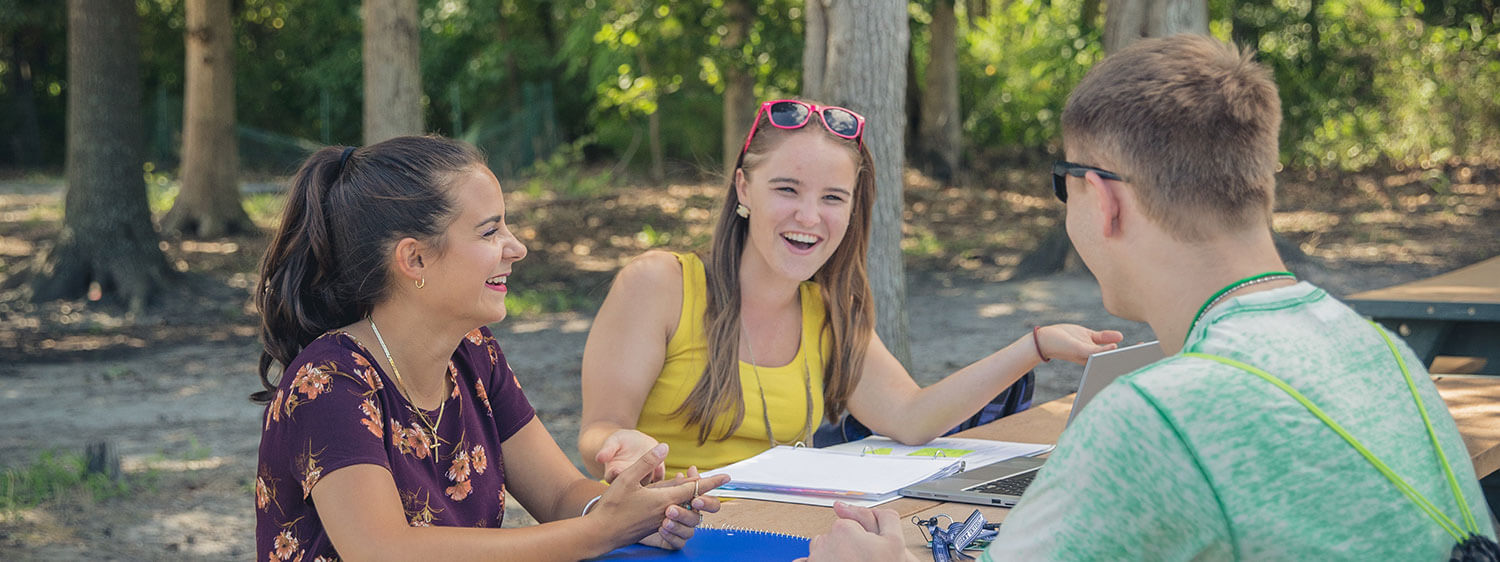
<box><xmin>4</xmin><ymin>0</ymin><xmax>1498</xmax><ymax>182</ymax></box>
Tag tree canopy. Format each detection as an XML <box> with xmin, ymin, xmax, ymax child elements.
<box><xmin>1</xmin><ymin>0</ymin><xmax>1496</xmax><ymax>178</ymax></box>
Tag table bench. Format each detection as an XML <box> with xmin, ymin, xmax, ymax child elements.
<box><xmin>1346</xmin><ymin>256</ymin><xmax>1500</xmax><ymax>374</ymax></box>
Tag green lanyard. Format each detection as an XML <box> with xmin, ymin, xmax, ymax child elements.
<box><xmin>1183</xmin><ymin>321</ymin><xmax>1483</xmax><ymax>542</ymax></box>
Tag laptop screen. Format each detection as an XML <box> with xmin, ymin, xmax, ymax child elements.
<box><xmin>1066</xmin><ymin>341</ymin><xmax>1165</xmax><ymax>426</ymax></box>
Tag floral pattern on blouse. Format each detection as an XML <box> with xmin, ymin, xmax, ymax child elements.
<box><xmin>256</xmin><ymin>325</ymin><xmax>533</xmax><ymax>560</ymax></box>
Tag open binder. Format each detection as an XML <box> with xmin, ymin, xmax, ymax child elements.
<box><xmin>701</xmin><ymin>445</ymin><xmax>966</xmax><ymax>503</ymax></box>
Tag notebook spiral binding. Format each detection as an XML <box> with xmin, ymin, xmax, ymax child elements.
<box><xmin>697</xmin><ymin>525</ymin><xmax>809</xmax><ymax>540</ymax></box>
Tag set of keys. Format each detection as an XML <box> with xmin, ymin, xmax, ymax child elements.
<box><xmin>913</xmin><ymin>509</ymin><xmax>1001</xmax><ymax>561</ymax></box>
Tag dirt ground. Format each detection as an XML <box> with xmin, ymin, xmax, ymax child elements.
<box><xmin>2</xmin><ymin>161</ymin><xmax>1497</xmax><ymax>559</ymax></box>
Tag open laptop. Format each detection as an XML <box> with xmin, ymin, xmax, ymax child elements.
<box><xmin>898</xmin><ymin>340</ymin><xmax>1164</xmax><ymax>507</ymax></box>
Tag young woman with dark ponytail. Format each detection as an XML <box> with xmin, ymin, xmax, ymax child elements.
<box><xmin>253</xmin><ymin>135</ymin><xmax>725</xmax><ymax>561</ymax></box>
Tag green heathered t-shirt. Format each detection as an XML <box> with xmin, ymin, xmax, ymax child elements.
<box><xmin>983</xmin><ymin>282</ymin><xmax>1496</xmax><ymax>560</ymax></box>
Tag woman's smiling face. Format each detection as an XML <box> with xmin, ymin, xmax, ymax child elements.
<box><xmin>735</xmin><ymin>130</ymin><xmax>858</xmax><ymax>282</ymax></box>
<box><xmin>420</xmin><ymin>166</ymin><xmax>528</xmax><ymax>325</ymax></box>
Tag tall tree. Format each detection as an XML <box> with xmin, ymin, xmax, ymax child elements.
<box><xmin>721</xmin><ymin>0</ymin><xmax>756</xmax><ymax>177</ymax></box>
<box><xmin>803</xmin><ymin>0</ymin><xmax>913</xmax><ymax>366</ymax></box>
<box><xmin>33</xmin><ymin>0</ymin><xmax>172</xmax><ymax>313</ymax></box>
<box><xmin>164</xmin><ymin>0</ymin><xmax>251</xmax><ymax>238</ymax></box>
<box><xmin>917</xmin><ymin>0</ymin><xmax>962</xmax><ymax>184</ymax></box>
<box><xmin>363</xmin><ymin>0</ymin><xmax>423</xmax><ymax>144</ymax></box>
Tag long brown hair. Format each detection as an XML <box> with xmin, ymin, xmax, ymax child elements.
<box><xmin>252</xmin><ymin>135</ymin><xmax>485</xmax><ymax>403</ymax></box>
<box><xmin>676</xmin><ymin>101</ymin><xmax>877</xmax><ymax>444</ymax></box>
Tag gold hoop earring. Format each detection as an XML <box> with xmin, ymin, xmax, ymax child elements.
<box><xmin>736</xmin><ymin>203</ymin><xmax>750</xmax><ymax>218</ymax></box>
<box><xmin>415</xmin><ymin>277</ymin><xmax>425</xmax><ymax>289</ymax></box>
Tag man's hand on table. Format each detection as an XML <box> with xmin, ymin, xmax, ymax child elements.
<box><xmin>796</xmin><ymin>502</ymin><xmax>921</xmax><ymax>562</ymax></box>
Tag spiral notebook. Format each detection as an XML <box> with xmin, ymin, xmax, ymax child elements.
<box><xmin>588</xmin><ymin>527</ymin><xmax>809</xmax><ymax>561</ymax></box>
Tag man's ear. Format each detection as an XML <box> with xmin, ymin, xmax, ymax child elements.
<box><xmin>392</xmin><ymin>237</ymin><xmax>426</xmax><ymax>282</ymax></box>
<box><xmin>1086</xmin><ymin>171</ymin><xmax>1124</xmax><ymax>238</ymax></box>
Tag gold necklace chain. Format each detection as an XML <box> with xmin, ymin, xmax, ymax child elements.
<box><xmin>369</xmin><ymin>318</ymin><xmax>445</xmax><ymax>454</ymax></box>
<box><xmin>741</xmin><ymin>320</ymin><xmax>814</xmax><ymax>448</ymax></box>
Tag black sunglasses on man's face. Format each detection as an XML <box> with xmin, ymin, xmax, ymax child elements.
<box><xmin>1052</xmin><ymin>161</ymin><xmax>1125</xmax><ymax>203</ymax></box>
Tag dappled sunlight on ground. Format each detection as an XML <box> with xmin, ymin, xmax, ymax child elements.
<box><xmin>122</xmin><ymin>456</ymin><xmax>231</xmax><ymax>473</ymax></box>
<box><xmin>503</xmin><ymin>311</ymin><xmax>595</xmax><ymax>335</ymax></box>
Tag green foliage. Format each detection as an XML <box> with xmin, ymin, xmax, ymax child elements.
<box><xmin>952</xmin><ymin>0</ymin><xmax>1500</xmax><ymax>169</ymax></box>
<box><xmin>5</xmin><ymin>0</ymin><xmax>1498</xmax><ymax>175</ymax></box>
<box><xmin>959</xmin><ymin>0</ymin><xmax>1103</xmax><ymax>155</ymax></box>
<box><xmin>244</xmin><ymin>191</ymin><xmax>287</xmax><ymax>227</ymax></box>
<box><xmin>522</xmin><ymin>136</ymin><xmax>614</xmax><ymax>199</ymax></box>
<box><xmin>636</xmin><ymin>223</ymin><xmax>671</xmax><ymax>247</ymax></box>
<box><xmin>557</xmin><ymin>0</ymin><xmax>805</xmax><ymax>173</ymax></box>
<box><xmin>0</xmin><ymin>3</ymin><xmax>68</xmax><ymax>168</ymax></box>
<box><xmin>1218</xmin><ymin>0</ymin><xmax>1500</xmax><ymax>168</ymax></box>
<box><xmin>0</xmin><ymin>451</ymin><xmax>131</xmax><ymax>513</ymax></box>
<box><xmin>904</xmin><ymin>229</ymin><xmax>947</xmax><ymax>257</ymax></box>
<box><xmin>503</xmin><ymin>288</ymin><xmax>596</xmax><ymax>317</ymax></box>
<box><xmin>143</xmin><ymin>162</ymin><xmax>178</xmax><ymax>215</ymax></box>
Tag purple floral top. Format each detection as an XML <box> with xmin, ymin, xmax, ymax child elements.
<box><xmin>256</xmin><ymin>326</ymin><xmax>535</xmax><ymax>561</ymax></box>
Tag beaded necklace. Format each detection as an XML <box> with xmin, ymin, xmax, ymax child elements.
<box><xmin>741</xmin><ymin>322</ymin><xmax>814</xmax><ymax>447</ymax></box>
<box><xmin>1187</xmin><ymin>271</ymin><xmax>1297</xmax><ymax>341</ymax></box>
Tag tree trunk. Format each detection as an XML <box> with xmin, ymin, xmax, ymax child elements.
<box><xmin>647</xmin><ymin>106</ymin><xmax>665</xmax><ymax>182</ymax></box>
<box><xmin>967</xmin><ymin>0</ymin><xmax>991</xmax><ymax>28</ymax></box>
<box><xmin>918</xmin><ymin>0</ymin><xmax>961</xmax><ymax>185</ymax></box>
<box><xmin>1304</xmin><ymin>0</ymin><xmax>1323</xmax><ymax>69</ymax></box>
<box><xmin>363</xmin><ymin>0</ymin><xmax>423</xmax><ymax>144</ymax></box>
<box><xmin>801</xmin><ymin>0</ymin><xmax>828</xmax><ymax>100</ymax></box>
<box><xmin>165</xmin><ymin>0</ymin><xmax>251</xmax><ymax>238</ymax></box>
<box><xmin>1018</xmin><ymin>0</ymin><xmax>1210</xmax><ymax>279</ymax></box>
<box><xmin>33</xmin><ymin>0</ymin><xmax>172</xmax><ymax>313</ymax></box>
<box><xmin>721</xmin><ymin>0</ymin><xmax>756</xmax><ymax>177</ymax></box>
<box><xmin>5</xmin><ymin>35</ymin><xmax>45</xmax><ymax>167</ymax></box>
<box><xmin>637</xmin><ymin>52</ymin><xmax>665</xmax><ymax>183</ymax></box>
<box><xmin>1104</xmin><ymin>0</ymin><xmax>1207</xmax><ymax>53</ymax></box>
<box><xmin>803</xmin><ymin>0</ymin><xmax>912</xmax><ymax>367</ymax></box>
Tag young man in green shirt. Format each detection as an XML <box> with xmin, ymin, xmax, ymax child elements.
<box><xmin>800</xmin><ymin>34</ymin><xmax>1496</xmax><ymax>561</ymax></box>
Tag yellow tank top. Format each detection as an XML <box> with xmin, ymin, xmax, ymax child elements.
<box><xmin>636</xmin><ymin>253</ymin><xmax>827</xmax><ymax>475</ymax></box>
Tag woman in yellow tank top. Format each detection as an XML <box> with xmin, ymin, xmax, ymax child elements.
<box><xmin>579</xmin><ymin>99</ymin><xmax>1124</xmax><ymax>480</ymax></box>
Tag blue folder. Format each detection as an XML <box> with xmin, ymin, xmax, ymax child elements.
<box><xmin>589</xmin><ymin>527</ymin><xmax>810</xmax><ymax>561</ymax></box>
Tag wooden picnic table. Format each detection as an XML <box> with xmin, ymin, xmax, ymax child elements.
<box><xmin>1346</xmin><ymin>256</ymin><xmax>1500</xmax><ymax>374</ymax></box>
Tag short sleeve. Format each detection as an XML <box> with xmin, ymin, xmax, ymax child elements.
<box><xmin>464</xmin><ymin>326</ymin><xmax>535</xmax><ymax>442</ymax></box>
<box><xmin>260</xmin><ymin>337</ymin><xmax>392</xmax><ymax>499</ymax></box>
<box><xmin>985</xmin><ymin>382</ymin><xmax>1233</xmax><ymax>561</ymax></box>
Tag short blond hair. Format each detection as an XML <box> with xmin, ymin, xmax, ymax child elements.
<box><xmin>1062</xmin><ymin>34</ymin><xmax>1281</xmax><ymax>240</ymax></box>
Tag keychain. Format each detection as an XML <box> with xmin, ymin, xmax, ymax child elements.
<box><xmin>914</xmin><ymin>510</ymin><xmax>1002</xmax><ymax>561</ymax></box>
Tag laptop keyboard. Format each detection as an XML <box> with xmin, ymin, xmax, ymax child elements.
<box><xmin>966</xmin><ymin>469</ymin><xmax>1037</xmax><ymax>496</ymax></box>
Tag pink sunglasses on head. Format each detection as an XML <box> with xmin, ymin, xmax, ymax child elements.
<box><xmin>735</xmin><ymin>99</ymin><xmax>866</xmax><ymax>169</ymax></box>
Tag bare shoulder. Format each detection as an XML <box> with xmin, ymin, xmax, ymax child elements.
<box><xmin>600</xmin><ymin>251</ymin><xmax>686</xmax><ymax>336</ymax></box>
<box><xmin>612</xmin><ymin>250</ymin><xmax>685</xmax><ymax>296</ymax></box>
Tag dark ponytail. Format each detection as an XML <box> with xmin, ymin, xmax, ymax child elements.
<box><xmin>252</xmin><ymin>135</ymin><xmax>485</xmax><ymax>403</ymax></box>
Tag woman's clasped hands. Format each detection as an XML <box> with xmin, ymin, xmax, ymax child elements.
<box><xmin>589</xmin><ymin>443</ymin><xmax>729</xmax><ymax>550</ymax></box>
